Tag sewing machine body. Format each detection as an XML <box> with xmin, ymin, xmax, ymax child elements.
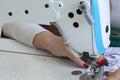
<box><xmin>0</xmin><ymin>0</ymin><xmax>110</xmax><ymax>80</ymax></box>
<box><xmin>54</xmin><ymin>0</ymin><xmax>110</xmax><ymax>57</ymax></box>
<box><xmin>0</xmin><ymin>0</ymin><xmax>110</xmax><ymax>57</ymax></box>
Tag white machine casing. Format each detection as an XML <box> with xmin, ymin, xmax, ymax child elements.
<box><xmin>0</xmin><ymin>0</ymin><xmax>110</xmax><ymax>57</ymax></box>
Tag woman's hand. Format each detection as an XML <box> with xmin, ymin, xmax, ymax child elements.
<box><xmin>104</xmin><ymin>68</ymin><xmax>120</xmax><ymax>80</ymax></box>
<box><xmin>33</xmin><ymin>31</ymin><xmax>88</xmax><ymax>68</ymax></box>
<box><xmin>95</xmin><ymin>55</ymin><xmax>108</xmax><ymax>66</ymax></box>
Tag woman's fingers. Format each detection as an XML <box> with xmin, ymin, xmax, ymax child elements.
<box><xmin>96</xmin><ymin>55</ymin><xmax>108</xmax><ymax>66</ymax></box>
<box><xmin>105</xmin><ymin>72</ymin><xmax>114</xmax><ymax>77</ymax></box>
<box><xmin>104</xmin><ymin>71</ymin><xmax>119</xmax><ymax>80</ymax></box>
<box><xmin>70</xmin><ymin>56</ymin><xmax>89</xmax><ymax>68</ymax></box>
<box><xmin>64</xmin><ymin>46</ymin><xmax>88</xmax><ymax>68</ymax></box>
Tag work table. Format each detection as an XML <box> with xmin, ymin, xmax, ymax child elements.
<box><xmin>0</xmin><ymin>38</ymin><xmax>86</xmax><ymax>80</ymax></box>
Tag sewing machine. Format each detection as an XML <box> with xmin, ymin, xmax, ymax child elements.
<box><xmin>0</xmin><ymin>0</ymin><xmax>110</xmax><ymax>80</ymax></box>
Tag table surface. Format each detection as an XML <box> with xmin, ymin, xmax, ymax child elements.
<box><xmin>0</xmin><ymin>38</ymin><xmax>86</xmax><ymax>80</ymax></box>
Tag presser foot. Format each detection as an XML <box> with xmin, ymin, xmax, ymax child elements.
<box><xmin>79</xmin><ymin>52</ymin><xmax>104</xmax><ymax>80</ymax></box>
<box><xmin>79</xmin><ymin>69</ymin><xmax>104</xmax><ymax>80</ymax></box>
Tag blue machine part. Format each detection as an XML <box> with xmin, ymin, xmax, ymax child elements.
<box><xmin>91</xmin><ymin>0</ymin><xmax>105</xmax><ymax>54</ymax></box>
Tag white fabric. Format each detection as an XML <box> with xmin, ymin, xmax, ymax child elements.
<box><xmin>104</xmin><ymin>47</ymin><xmax>120</xmax><ymax>72</ymax></box>
<box><xmin>2</xmin><ymin>22</ymin><xmax>48</xmax><ymax>47</ymax></box>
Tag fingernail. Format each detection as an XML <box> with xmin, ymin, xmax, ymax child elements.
<box><xmin>102</xmin><ymin>59</ymin><xmax>106</xmax><ymax>64</ymax></box>
<box><xmin>96</xmin><ymin>61</ymin><xmax>101</xmax><ymax>66</ymax></box>
<box><xmin>83</xmin><ymin>64</ymin><xmax>89</xmax><ymax>68</ymax></box>
<box><xmin>103</xmin><ymin>57</ymin><xmax>107</xmax><ymax>62</ymax></box>
<box><xmin>101</xmin><ymin>57</ymin><xmax>107</xmax><ymax>65</ymax></box>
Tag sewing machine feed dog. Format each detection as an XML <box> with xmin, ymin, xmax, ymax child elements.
<box><xmin>80</xmin><ymin>52</ymin><xmax>108</xmax><ymax>80</ymax></box>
